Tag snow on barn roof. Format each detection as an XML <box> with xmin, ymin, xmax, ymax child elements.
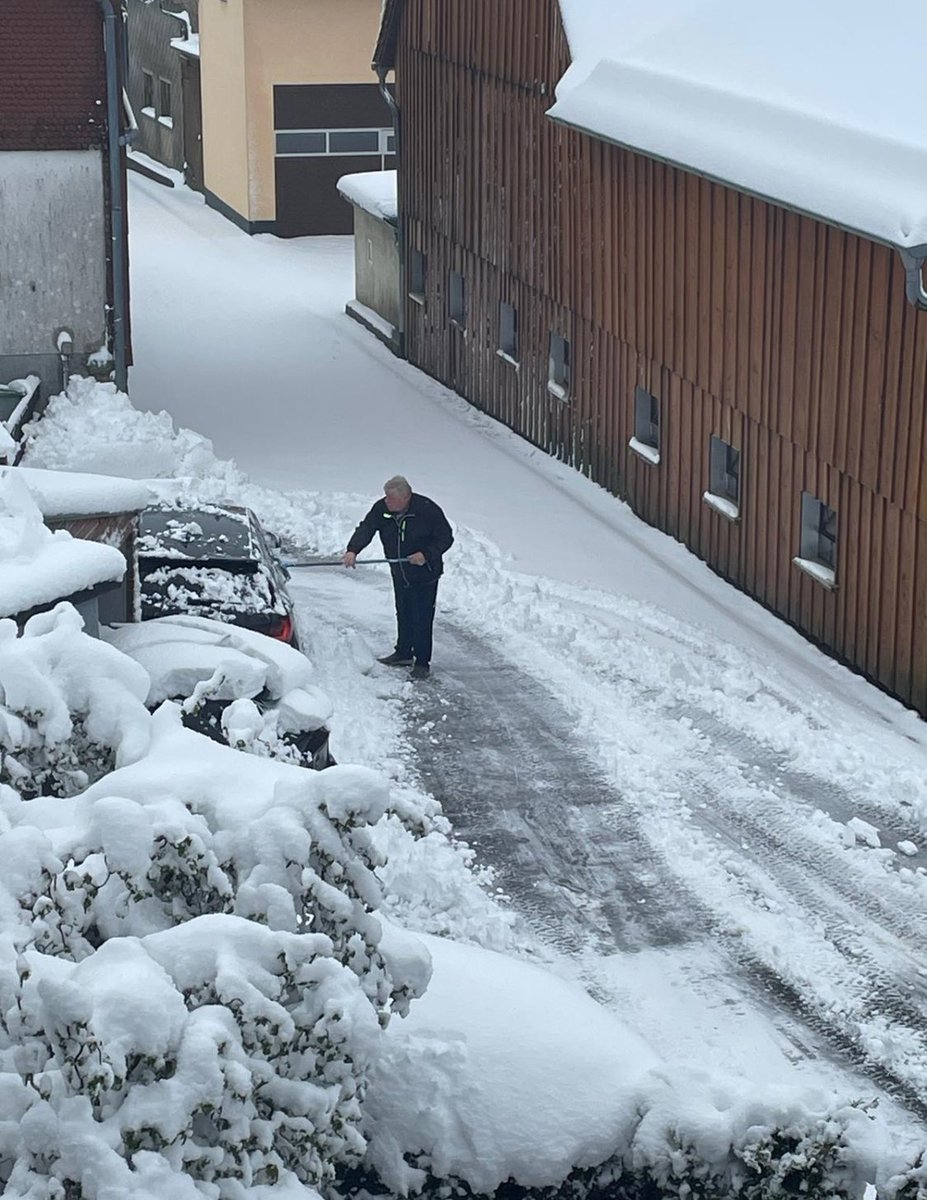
<box><xmin>0</xmin><ymin>470</ymin><xmax>126</xmax><ymax>620</ymax></box>
<box><xmin>11</xmin><ymin>467</ymin><xmax>151</xmax><ymax>519</ymax></box>
<box><xmin>550</xmin><ymin>0</ymin><xmax>927</xmax><ymax>251</ymax></box>
<box><xmin>338</xmin><ymin>170</ymin><xmax>398</xmax><ymax>224</ymax></box>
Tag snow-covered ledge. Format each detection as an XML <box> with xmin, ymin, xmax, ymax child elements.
<box><xmin>628</xmin><ymin>437</ymin><xmax>660</xmax><ymax>466</ymax></box>
<box><xmin>337</xmin><ymin>170</ymin><xmax>398</xmax><ymax>225</ymax></box>
<box><xmin>496</xmin><ymin>350</ymin><xmax>520</xmax><ymax>370</ymax></box>
<box><xmin>792</xmin><ymin>556</ymin><xmax>836</xmax><ymax>590</ymax></box>
<box><xmin>702</xmin><ymin>491</ymin><xmax>739</xmax><ymax>522</ymax></box>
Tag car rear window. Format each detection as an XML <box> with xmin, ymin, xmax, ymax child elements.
<box><xmin>141</xmin><ymin>564</ymin><xmax>279</xmax><ymax>620</ymax></box>
<box><xmin>139</xmin><ymin>507</ymin><xmax>255</xmax><ymax>562</ymax></box>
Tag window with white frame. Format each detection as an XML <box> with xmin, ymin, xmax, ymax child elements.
<box><xmin>548</xmin><ymin>332</ymin><xmax>570</xmax><ymax>399</ymax></box>
<box><xmin>630</xmin><ymin>386</ymin><xmax>660</xmax><ymax>464</ymax></box>
<box><xmin>498</xmin><ymin>301</ymin><xmax>518</xmax><ymax>362</ymax></box>
<box><xmin>794</xmin><ymin>491</ymin><xmax>837</xmax><ymax>588</ymax></box>
<box><xmin>449</xmin><ymin>271</ymin><xmax>466</xmax><ymax>326</ymax></box>
<box><xmin>704</xmin><ymin>434</ymin><xmax>740</xmax><ymax>520</ymax></box>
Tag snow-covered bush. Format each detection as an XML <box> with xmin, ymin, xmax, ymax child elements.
<box><xmin>0</xmin><ymin>606</ymin><xmax>432</xmax><ymax>1196</ymax></box>
<box><xmin>0</xmin><ymin>916</ymin><xmax>381</xmax><ymax>1196</ymax></box>
<box><xmin>0</xmin><ymin>605</ymin><xmax>151</xmax><ymax>800</ymax></box>
<box><xmin>0</xmin><ymin>709</ymin><xmax>420</xmax><ymax>1006</ymax></box>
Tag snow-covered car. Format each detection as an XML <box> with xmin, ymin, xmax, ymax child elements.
<box><xmin>137</xmin><ymin>503</ymin><xmax>299</xmax><ymax>647</ymax></box>
<box><xmin>102</xmin><ymin>614</ymin><xmax>334</xmax><ymax>769</ymax></box>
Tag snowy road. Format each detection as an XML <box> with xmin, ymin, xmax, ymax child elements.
<box><xmin>293</xmin><ymin>567</ymin><xmax>927</xmax><ymax>1128</ymax></box>
<box><xmin>124</xmin><ymin>174</ymin><xmax>927</xmax><ymax>1142</ymax></box>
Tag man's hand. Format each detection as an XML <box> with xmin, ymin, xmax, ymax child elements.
<box><xmin>342</xmin><ymin>551</ymin><xmax>357</xmax><ymax>568</ymax></box>
<box><xmin>407</xmin><ymin>551</ymin><xmax>426</xmax><ymax>566</ymax></box>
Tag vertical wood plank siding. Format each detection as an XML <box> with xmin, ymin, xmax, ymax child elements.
<box><xmin>395</xmin><ymin>0</ymin><xmax>927</xmax><ymax>715</ymax></box>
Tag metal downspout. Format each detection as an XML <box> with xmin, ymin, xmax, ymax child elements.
<box><xmin>98</xmin><ymin>0</ymin><xmax>129</xmax><ymax>392</ymax></box>
<box><xmin>899</xmin><ymin>247</ymin><xmax>927</xmax><ymax>310</ymax></box>
<box><xmin>377</xmin><ymin>66</ymin><xmax>405</xmax><ymax>359</ymax></box>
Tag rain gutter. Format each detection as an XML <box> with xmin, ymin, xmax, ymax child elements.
<box><xmin>898</xmin><ymin>247</ymin><xmax>927</xmax><ymax>310</ymax></box>
<box><xmin>376</xmin><ymin>64</ymin><xmax>405</xmax><ymax>358</ymax></box>
<box><xmin>98</xmin><ymin>0</ymin><xmax>130</xmax><ymax>391</ymax></box>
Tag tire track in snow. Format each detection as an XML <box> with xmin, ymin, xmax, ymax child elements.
<box><xmin>437</xmin><ymin>564</ymin><xmax>927</xmax><ymax>1123</ymax></box>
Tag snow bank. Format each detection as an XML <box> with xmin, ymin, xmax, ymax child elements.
<box><xmin>365</xmin><ymin>932</ymin><xmax>907</xmax><ymax>1200</ymax></box>
<box><xmin>365</xmin><ymin>929</ymin><xmax>658</xmax><ymax>1193</ymax></box>
<box><xmin>22</xmin><ymin>375</ymin><xmax>241</xmax><ymax>487</ymax></box>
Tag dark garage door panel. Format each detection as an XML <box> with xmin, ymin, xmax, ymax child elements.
<box><xmin>274</xmin><ymin>83</ymin><xmax>393</xmax><ymax>130</ymax></box>
<box><xmin>275</xmin><ymin>154</ymin><xmax>372</xmax><ymax>237</ymax></box>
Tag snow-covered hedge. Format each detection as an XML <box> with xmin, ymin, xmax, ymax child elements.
<box><xmin>0</xmin><ymin>605</ymin><xmax>151</xmax><ymax>800</ymax></box>
<box><xmin>0</xmin><ymin>607</ymin><xmax>431</xmax><ymax>1198</ymax></box>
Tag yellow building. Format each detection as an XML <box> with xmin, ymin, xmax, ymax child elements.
<box><xmin>199</xmin><ymin>0</ymin><xmax>392</xmax><ymax>235</ymax></box>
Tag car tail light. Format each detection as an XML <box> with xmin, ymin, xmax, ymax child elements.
<box><xmin>266</xmin><ymin>615</ymin><xmax>294</xmax><ymax>643</ymax></box>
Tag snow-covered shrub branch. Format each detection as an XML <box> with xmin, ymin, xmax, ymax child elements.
<box><xmin>0</xmin><ymin>605</ymin><xmax>151</xmax><ymax>800</ymax></box>
<box><xmin>356</xmin><ymin>1097</ymin><xmax>924</xmax><ymax>1200</ymax></box>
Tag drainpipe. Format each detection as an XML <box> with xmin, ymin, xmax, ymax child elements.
<box><xmin>899</xmin><ymin>247</ymin><xmax>927</xmax><ymax>310</ymax></box>
<box><xmin>98</xmin><ymin>0</ymin><xmax>129</xmax><ymax>392</ymax></box>
<box><xmin>376</xmin><ymin>66</ymin><xmax>405</xmax><ymax>359</ymax></box>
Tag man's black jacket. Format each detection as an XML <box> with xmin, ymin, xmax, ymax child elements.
<box><xmin>347</xmin><ymin>493</ymin><xmax>454</xmax><ymax>586</ymax></box>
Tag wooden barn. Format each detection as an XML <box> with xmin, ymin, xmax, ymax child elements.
<box><xmin>374</xmin><ymin>0</ymin><xmax>927</xmax><ymax>716</ymax></box>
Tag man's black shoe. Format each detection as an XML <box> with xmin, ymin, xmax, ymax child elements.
<box><xmin>379</xmin><ymin>652</ymin><xmax>414</xmax><ymax>666</ymax></box>
<box><xmin>410</xmin><ymin>663</ymin><xmax>430</xmax><ymax>680</ymax></box>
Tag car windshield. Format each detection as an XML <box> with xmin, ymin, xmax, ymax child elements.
<box><xmin>141</xmin><ymin>563</ymin><xmax>279</xmax><ymax>620</ymax></box>
<box><xmin>138</xmin><ymin>506</ymin><xmax>255</xmax><ymax>562</ymax></box>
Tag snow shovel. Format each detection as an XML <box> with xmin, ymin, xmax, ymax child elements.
<box><xmin>282</xmin><ymin>556</ymin><xmax>410</xmax><ymax>568</ymax></box>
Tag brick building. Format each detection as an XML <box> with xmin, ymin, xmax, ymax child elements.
<box><xmin>0</xmin><ymin>0</ymin><xmax>131</xmax><ymax>396</ymax></box>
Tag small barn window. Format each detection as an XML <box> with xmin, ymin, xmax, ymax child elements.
<box><xmin>498</xmin><ymin>302</ymin><xmax>518</xmax><ymax>363</ymax></box>
<box><xmin>703</xmin><ymin>435</ymin><xmax>740</xmax><ymax>520</ymax></box>
<box><xmin>409</xmin><ymin>248</ymin><xmax>426</xmax><ymax>303</ymax></box>
<box><xmin>794</xmin><ymin>492</ymin><xmax>837</xmax><ymax>588</ymax></box>
<box><xmin>142</xmin><ymin>71</ymin><xmax>155</xmax><ymax>114</ymax></box>
<box><xmin>548</xmin><ymin>332</ymin><xmax>570</xmax><ymax>399</ymax></box>
<box><xmin>630</xmin><ymin>387</ymin><xmax>660</xmax><ymax>464</ymax></box>
<box><xmin>449</xmin><ymin>271</ymin><xmax>466</xmax><ymax>326</ymax></box>
<box><xmin>159</xmin><ymin>78</ymin><xmax>172</xmax><ymax>119</ymax></box>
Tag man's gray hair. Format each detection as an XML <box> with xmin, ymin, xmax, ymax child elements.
<box><xmin>383</xmin><ymin>475</ymin><xmax>412</xmax><ymax>497</ymax></box>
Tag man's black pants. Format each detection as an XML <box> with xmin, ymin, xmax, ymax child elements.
<box><xmin>392</xmin><ymin>574</ymin><xmax>439</xmax><ymax>665</ymax></box>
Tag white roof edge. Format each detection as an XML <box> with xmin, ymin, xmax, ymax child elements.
<box><xmin>337</xmin><ymin>170</ymin><xmax>398</xmax><ymax>224</ymax></box>
<box><xmin>8</xmin><ymin>466</ymin><xmax>152</xmax><ymax>519</ymax></box>
<box><xmin>0</xmin><ymin>540</ymin><xmax>126</xmax><ymax>620</ymax></box>
<box><xmin>546</xmin><ymin>59</ymin><xmax>927</xmax><ymax>253</ymax></box>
